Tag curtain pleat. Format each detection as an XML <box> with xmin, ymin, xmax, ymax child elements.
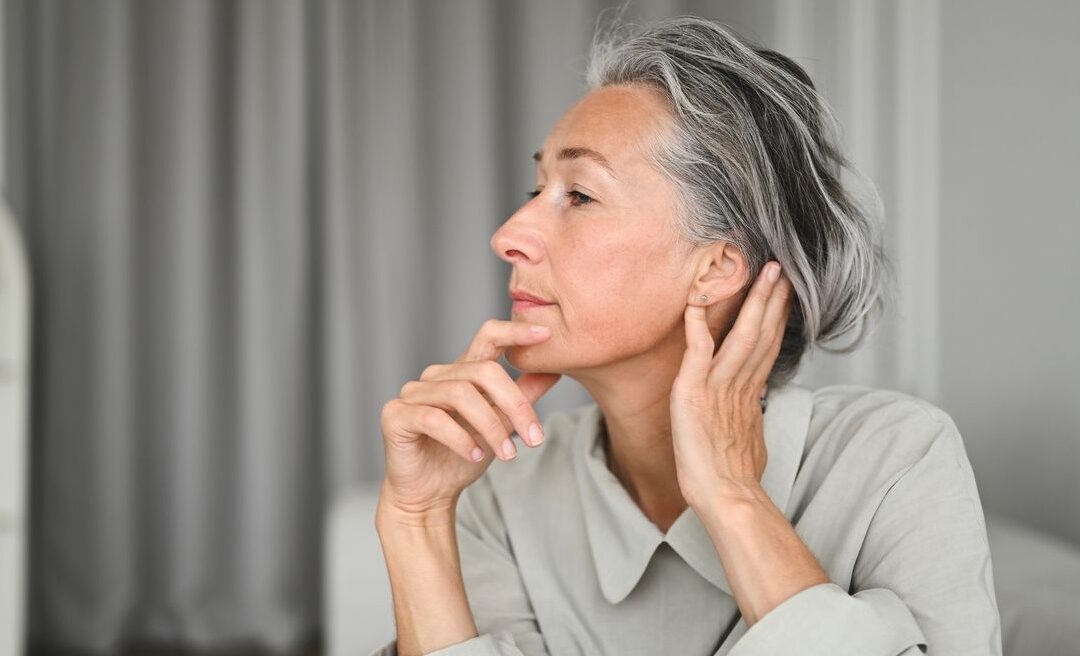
<box><xmin>2</xmin><ymin>0</ymin><xmax>925</xmax><ymax>652</ymax></box>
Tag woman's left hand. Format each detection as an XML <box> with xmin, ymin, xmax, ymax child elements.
<box><xmin>670</xmin><ymin>260</ymin><xmax>794</xmax><ymax>510</ymax></box>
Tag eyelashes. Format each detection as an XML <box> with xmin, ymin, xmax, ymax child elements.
<box><xmin>525</xmin><ymin>190</ymin><xmax>594</xmax><ymax>207</ymax></box>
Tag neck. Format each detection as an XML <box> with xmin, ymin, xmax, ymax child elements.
<box><xmin>571</xmin><ymin>330</ymin><xmax>690</xmax><ymax>531</ymax></box>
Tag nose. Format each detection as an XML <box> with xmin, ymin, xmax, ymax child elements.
<box><xmin>490</xmin><ymin>207</ymin><xmax>544</xmax><ymax>265</ymax></box>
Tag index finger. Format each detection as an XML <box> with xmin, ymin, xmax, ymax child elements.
<box><xmin>740</xmin><ymin>273</ymin><xmax>793</xmax><ymax>384</ymax></box>
<box><xmin>458</xmin><ymin>319</ymin><xmax>551</xmax><ymax>363</ymax></box>
<box><xmin>712</xmin><ymin>261</ymin><xmax>782</xmax><ymax>381</ymax></box>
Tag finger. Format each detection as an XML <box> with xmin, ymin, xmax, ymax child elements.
<box><xmin>458</xmin><ymin>319</ymin><xmax>552</xmax><ymax>363</ymax></box>
<box><xmin>711</xmin><ymin>261</ymin><xmax>783</xmax><ymax>382</ymax></box>
<box><xmin>423</xmin><ymin>369</ymin><xmax>555</xmax><ymax>432</ymax></box>
<box><xmin>483</xmin><ymin>372</ymin><xmax>560</xmax><ymax>447</ymax></box>
<box><xmin>399</xmin><ymin>379</ymin><xmax>517</xmax><ymax>461</ymax></box>
<box><xmin>676</xmin><ymin>304</ymin><xmax>715</xmax><ymax>385</ymax></box>
<box><xmin>389</xmin><ymin>399</ymin><xmax>486</xmax><ymax>464</ymax></box>
<box><xmin>740</xmin><ymin>273</ymin><xmax>794</xmax><ymax>386</ymax></box>
<box><xmin>423</xmin><ymin>360</ymin><xmax>545</xmax><ymax>450</ymax></box>
<box><xmin>422</xmin><ymin>365</ymin><xmax>517</xmax><ymax>436</ymax></box>
<box><xmin>516</xmin><ymin>372</ymin><xmax>562</xmax><ymax>406</ymax></box>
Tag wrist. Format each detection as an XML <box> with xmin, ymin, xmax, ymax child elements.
<box><xmin>374</xmin><ymin>491</ymin><xmax>477</xmax><ymax>655</ymax></box>
<box><xmin>376</xmin><ymin>490</ymin><xmax>458</xmax><ymax>533</ymax></box>
<box><xmin>691</xmin><ymin>479</ymin><xmax>771</xmax><ymax>520</ymax></box>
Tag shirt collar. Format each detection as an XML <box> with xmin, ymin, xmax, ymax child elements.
<box><xmin>572</xmin><ymin>382</ymin><xmax>814</xmax><ymax>604</ymax></box>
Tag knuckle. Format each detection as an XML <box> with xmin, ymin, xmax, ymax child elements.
<box><xmin>380</xmin><ymin>399</ymin><xmax>399</xmax><ymax>427</ymax></box>
<box><xmin>382</xmin><ymin>397</ymin><xmax>398</xmax><ymax>414</ymax></box>
<box><xmin>419</xmin><ymin>406</ymin><xmax>446</xmax><ymax>430</ymax></box>
<box><xmin>450</xmin><ymin>380</ymin><xmax>476</xmax><ymax>403</ymax></box>
<box><xmin>490</xmin><ymin>407</ymin><xmax>511</xmax><ymax>430</ymax></box>
<box><xmin>712</xmin><ymin>375</ymin><xmax>734</xmax><ymax>392</ymax></box>
<box><xmin>479</xmin><ymin>359</ymin><xmax>504</xmax><ymax>382</ymax></box>
<box><xmin>758</xmin><ymin>327</ymin><xmax>778</xmax><ymax>347</ymax></box>
<box><xmin>484</xmin><ymin>416</ymin><xmax>508</xmax><ymax>440</ymax></box>
<box><xmin>744</xmin><ymin>388</ymin><xmax>761</xmax><ymax>407</ymax></box>
<box><xmin>420</xmin><ymin>364</ymin><xmax>439</xmax><ymax>380</ymax></box>
<box><xmin>738</xmin><ymin>332</ymin><xmax>758</xmax><ymax>349</ymax></box>
<box><xmin>398</xmin><ymin>380</ymin><xmax>418</xmax><ymax>398</ymax></box>
<box><xmin>511</xmin><ymin>395</ymin><xmax>532</xmax><ymax>415</ymax></box>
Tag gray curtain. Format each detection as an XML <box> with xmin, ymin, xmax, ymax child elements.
<box><xmin>1</xmin><ymin>0</ymin><xmax>955</xmax><ymax>652</ymax></box>
<box><xmin>1</xmin><ymin>0</ymin><xmax>651</xmax><ymax>651</ymax></box>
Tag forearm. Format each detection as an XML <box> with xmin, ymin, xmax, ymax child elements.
<box><xmin>697</xmin><ymin>484</ymin><xmax>830</xmax><ymax>627</ymax></box>
<box><xmin>376</xmin><ymin>502</ymin><xmax>478</xmax><ymax>656</ymax></box>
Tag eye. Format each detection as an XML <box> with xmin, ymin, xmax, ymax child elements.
<box><xmin>567</xmin><ymin>190</ymin><xmax>593</xmax><ymax>206</ymax></box>
<box><xmin>524</xmin><ymin>189</ymin><xmax>594</xmax><ymax>207</ymax></box>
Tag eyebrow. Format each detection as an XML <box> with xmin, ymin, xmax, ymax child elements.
<box><xmin>533</xmin><ymin>146</ymin><xmax>618</xmax><ymax>180</ymax></box>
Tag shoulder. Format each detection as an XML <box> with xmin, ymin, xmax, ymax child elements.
<box><xmin>788</xmin><ymin>384</ymin><xmax>986</xmax><ymax>564</ymax></box>
<box><xmin>810</xmin><ymin>383</ymin><xmax>962</xmax><ymax>447</ymax></box>
<box><xmin>802</xmin><ymin>383</ymin><xmax>970</xmax><ymax>486</ymax></box>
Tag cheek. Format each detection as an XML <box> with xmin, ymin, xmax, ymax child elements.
<box><xmin>559</xmin><ymin>234</ymin><xmax>685</xmax><ymax>350</ymax></box>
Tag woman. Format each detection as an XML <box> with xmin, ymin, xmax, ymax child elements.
<box><xmin>371</xmin><ymin>13</ymin><xmax>1001</xmax><ymax>656</ymax></box>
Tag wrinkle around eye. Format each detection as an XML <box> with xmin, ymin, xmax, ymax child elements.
<box><xmin>568</xmin><ymin>190</ymin><xmax>594</xmax><ymax>206</ymax></box>
<box><xmin>525</xmin><ymin>188</ymin><xmax>596</xmax><ymax>207</ymax></box>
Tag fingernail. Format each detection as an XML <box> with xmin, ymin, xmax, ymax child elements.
<box><xmin>471</xmin><ymin>447</ymin><xmax>485</xmax><ymax>462</ymax></box>
<box><xmin>767</xmin><ymin>262</ymin><xmax>780</xmax><ymax>282</ymax></box>
<box><xmin>501</xmin><ymin>439</ymin><xmax>517</xmax><ymax>460</ymax></box>
<box><xmin>528</xmin><ymin>422</ymin><xmax>544</xmax><ymax>446</ymax></box>
<box><xmin>530</xmin><ymin>325</ymin><xmax>550</xmax><ymax>336</ymax></box>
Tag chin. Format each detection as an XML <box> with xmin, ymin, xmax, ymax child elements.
<box><xmin>505</xmin><ymin>343</ymin><xmax>565</xmax><ymax>374</ymax></box>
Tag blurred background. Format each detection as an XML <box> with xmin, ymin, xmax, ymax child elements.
<box><xmin>0</xmin><ymin>0</ymin><xmax>1077</xmax><ymax>655</ymax></box>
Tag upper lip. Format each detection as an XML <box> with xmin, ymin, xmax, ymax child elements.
<box><xmin>510</xmin><ymin>289</ymin><xmax>554</xmax><ymax>304</ymax></box>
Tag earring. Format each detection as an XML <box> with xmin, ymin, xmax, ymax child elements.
<box><xmin>699</xmin><ymin>294</ymin><xmax>709</xmax><ymax>304</ymax></box>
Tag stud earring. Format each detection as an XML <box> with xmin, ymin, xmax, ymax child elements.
<box><xmin>699</xmin><ymin>294</ymin><xmax>708</xmax><ymax>304</ymax></box>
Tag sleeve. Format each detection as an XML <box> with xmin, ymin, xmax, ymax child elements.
<box><xmin>366</xmin><ymin>630</ymin><xmax>527</xmax><ymax>656</ymax></box>
<box><xmin>367</xmin><ymin>639</ymin><xmax>396</xmax><ymax>656</ymax></box>
<box><xmin>367</xmin><ymin>474</ymin><xmax>550</xmax><ymax>656</ymax></box>
<box><xmin>729</xmin><ymin>406</ymin><xmax>1003</xmax><ymax>656</ymax></box>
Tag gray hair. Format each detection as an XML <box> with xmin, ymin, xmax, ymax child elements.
<box><xmin>583</xmin><ymin>10</ymin><xmax>896</xmax><ymax>386</ymax></box>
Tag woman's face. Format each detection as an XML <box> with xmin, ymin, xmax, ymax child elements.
<box><xmin>491</xmin><ymin>84</ymin><xmax>699</xmax><ymax>376</ymax></box>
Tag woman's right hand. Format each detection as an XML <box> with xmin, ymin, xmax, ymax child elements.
<box><xmin>377</xmin><ymin>319</ymin><xmax>562</xmax><ymax>523</ymax></box>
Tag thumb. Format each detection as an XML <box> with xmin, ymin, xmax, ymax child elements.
<box><xmin>677</xmin><ymin>304</ymin><xmax>714</xmax><ymax>385</ymax></box>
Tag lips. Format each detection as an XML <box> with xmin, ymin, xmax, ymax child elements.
<box><xmin>509</xmin><ymin>290</ymin><xmax>554</xmax><ymax>305</ymax></box>
<box><xmin>509</xmin><ymin>289</ymin><xmax>555</xmax><ymax>314</ymax></box>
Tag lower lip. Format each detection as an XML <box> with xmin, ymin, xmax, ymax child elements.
<box><xmin>512</xmin><ymin>299</ymin><xmax>555</xmax><ymax>312</ymax></box>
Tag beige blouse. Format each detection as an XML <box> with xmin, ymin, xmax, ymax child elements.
<box><xmin>370</xmin><ymin>382</ymin><xmax>1003</xmax><ymax>655</ymax></box>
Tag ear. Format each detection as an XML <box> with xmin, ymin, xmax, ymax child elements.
<box><xmin>688</xmin><ymin>241</ymin><xmax>748</xmax><ymax>306</ymax></box>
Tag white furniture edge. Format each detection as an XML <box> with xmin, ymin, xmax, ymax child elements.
<box><xmin>0</xmin><ymin>197</ymin><xmax>31</xmax><ymax>656</ymax></box>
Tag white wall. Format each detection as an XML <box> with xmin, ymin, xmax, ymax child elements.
<box><xmin>938</xmin><ymin>0</ymin><xmax>1080</xmax><ymax>545</ymax></box>
<box><xmin>671</xmin><ymin>0</ymin><xmax>1080</xmax><ymax>547</ymax></box>
<box><xmin>713</xmin><ymin>0</ymin><xmax>1080</xmax><ymax>547</ymax></box>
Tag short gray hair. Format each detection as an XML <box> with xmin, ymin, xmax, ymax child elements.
<box><xmin>584</xmin><ymin>10</ymin><xmax>896</xmax><ymax>386</ymax></box>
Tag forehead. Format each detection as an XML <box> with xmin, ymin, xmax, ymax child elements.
<box><xmin>539</xmin><ymin>84</ymin><xmax>673</xmax><ymax>175</ymax></box>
